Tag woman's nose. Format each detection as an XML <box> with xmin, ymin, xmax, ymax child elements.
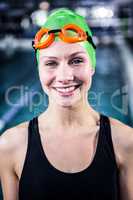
<box><xmin>56</xmin><ymin>64</ymin><xmax>74</xmax><ymax>83</ymax></box>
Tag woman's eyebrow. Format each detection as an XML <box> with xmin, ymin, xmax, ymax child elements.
<box><xmin>40</xmin><ymin>56</ymin><xmax>58</xmax><ymax>59</ymax></box>
<box><xmin>69</xmin><ymin>51</ymin><xmax>86</xmax><ymax>58</ymax></box>
<box><xmin>40</xmin><ymin>51</ymin><xmax>86</xmax><ymax>59</ymax></box>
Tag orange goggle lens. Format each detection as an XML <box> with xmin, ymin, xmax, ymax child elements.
<box><xmin>33</xmin><ymin>28</ymin><xmax>55</xmax><ymax>49</ymax></box>
<box><xmin>59</xmin><ymin>24</ymin><xmax>87</xmax><ymax>43</ymax></box>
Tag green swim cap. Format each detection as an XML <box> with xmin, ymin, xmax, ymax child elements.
<box><xmin>36</xmin><ymin>8</ymin><xmax>96</xmax><ymax>68</ymax></box>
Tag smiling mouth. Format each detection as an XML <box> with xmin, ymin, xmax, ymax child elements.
<box><xmin>53</xmin><ymin>84</ymin><xmax>82</xmax><ymax>95</ymax></box>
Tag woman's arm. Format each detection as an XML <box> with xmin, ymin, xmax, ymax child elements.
<box><xmin>119</xmin><ymin>130</ymin><xmax>133</xmax><ymax>200</ymax></box>
<box><xmin>0</xmin><ymin>130</ymin><xmax>19</xmax><ymax>200</ymax></box>
<box><xmin>110</xmin><ymin>118</ymin><xmax>133</xmax><ymax>200</ymax></box>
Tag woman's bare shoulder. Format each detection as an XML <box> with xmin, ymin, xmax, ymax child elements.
<box><xmin>0</xmin><ymin>121</ymin><xmax>29</xmax><ymax>155</ymax></box>
<box><xmin>109</xmin><ymin>116</ymin><xmax>133</xmax><ymax>166</ymax></box>
<box><xmin>109</xmin><ymin>116</ymin><xmax>133</xmax><ymax>140</ymax></box>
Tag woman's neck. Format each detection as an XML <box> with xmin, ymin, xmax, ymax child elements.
<box><xmin>40</xmin><ymin>102</ymin><xmax>100</xmax><ymax>130</ymax></box>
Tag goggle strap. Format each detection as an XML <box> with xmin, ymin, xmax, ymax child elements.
<box><xmin>48</xmin><ymin>29</ymin><xmax>61</xmax><ymax>34</ymax></box>
<box><xmin>86</xmin><ymin>32</ymin><xmax>96</xmax><ymax>49</ymax></box>
<box><xmin>32</xmin><ymin>40</ymin><xmax>35</xmax><ymax>49</ymax></box>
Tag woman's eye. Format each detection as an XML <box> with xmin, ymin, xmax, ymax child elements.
<box><xmin>69</xmin><ymin>57</ymin><xmax>84</xmax><ymax>65</ymax></box>
<box><xmin>45</xmin><ymin>61</ymin><xmax>58</xmax><ymax>67</ymax></box>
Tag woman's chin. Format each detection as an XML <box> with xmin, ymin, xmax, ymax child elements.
<box><xmin>53</xmin><ymin>94</ymin><xmax>84</xmax><ymax>108</ymax></box>
<box><xmin>55</xmin><ymin>101</ymin><xmax>77</xmax><ymax>109</ymax></box>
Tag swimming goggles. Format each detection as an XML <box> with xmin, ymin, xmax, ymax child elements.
<box><xmin>32</xmin><ymin>24</ymin><xmax>96</xmax><ymax>50</ymax></box>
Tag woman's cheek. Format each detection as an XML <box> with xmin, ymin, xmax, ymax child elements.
<box><xmin>78</xmin><ymin>67</ymin><xmax>93</xmax><ymax>90</ymax></box>
<box><xmin>77</xmin><ymin>67</ymin><xmax>92</xmax><ymax>81</ymax></box>
<box><xmin>39</xmin><ymin>70</ymin><xmax>54</xmax><ymax>92</ymax></box>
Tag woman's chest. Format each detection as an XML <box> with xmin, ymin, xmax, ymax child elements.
<box><xmin>40</xmin><ymin>130</ymin><xmax>98</xmax><ymax>173</ymax></box>
<box><xmin>16</xmin><ymin>127</ymin><xmax>99</xmax><ymax>177</ymax></box>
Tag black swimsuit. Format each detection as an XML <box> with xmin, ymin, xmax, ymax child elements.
<box><xmin>19</xmin><ymin>114</ymin><xmax>120</xmax><ymax>200</ymax></box>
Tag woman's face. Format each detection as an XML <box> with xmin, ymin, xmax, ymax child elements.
<box><xmin>38</xmin><ymin>41</ymin><xmax>95</xmax><ymax>108</ymax></box>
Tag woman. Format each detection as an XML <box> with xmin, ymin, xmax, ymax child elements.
<box><xmin>0</xmin><ymin>8</ymin><xmax>133</xmax><ymax>200</ymax></box>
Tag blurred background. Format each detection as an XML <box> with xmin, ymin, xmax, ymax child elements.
<box><xmin>0</xmin><ymin>0</ymin><xmax>133</xmax><ymax>198</ymax></box>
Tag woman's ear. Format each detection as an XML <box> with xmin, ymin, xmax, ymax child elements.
<box><xmin>91</xmin><ymin>68</ymin><xmax>95</xmax><ymax>76</ymax></box>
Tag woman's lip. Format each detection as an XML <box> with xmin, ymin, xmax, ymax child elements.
<box><xmin>52</xmin><ymin>84</ymin><xmax>82</xmax><ymax>89</ymax></box>
<box><xmin>52</xmin><ymin>84</ymin><xmax>81</xmax><ymax>96</ymax></box>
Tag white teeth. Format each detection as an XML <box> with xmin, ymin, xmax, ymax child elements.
<box><xmin>56</xmin><ymin>86</ymin><xmax>75</xmax><ymax>93</ymax></box>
